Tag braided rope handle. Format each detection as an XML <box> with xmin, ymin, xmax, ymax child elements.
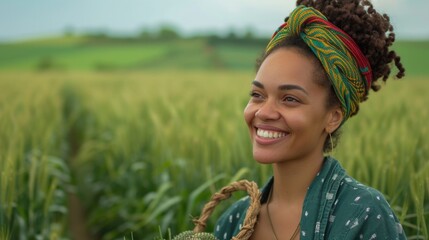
<box><xmin>193</xmin><ymin>180</ymin><xmax>261</xmax><ymax>240</ymax></box>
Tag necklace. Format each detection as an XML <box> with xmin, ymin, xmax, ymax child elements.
<box><xmin>266</xmin><ymin>187</ymin><xmax>300</xmax><ymax>240</ymax></box>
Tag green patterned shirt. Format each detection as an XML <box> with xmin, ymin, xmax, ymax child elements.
<box><xmin>213</xmin><ymin>157</ymin><xmax>407</xmax><ymax>239</ymax></box>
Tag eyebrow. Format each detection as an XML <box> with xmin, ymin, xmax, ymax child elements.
<box><xmin>252</xmin><ymin>80</ymin><xmax>308</xmax><ymax>95</ymax></box>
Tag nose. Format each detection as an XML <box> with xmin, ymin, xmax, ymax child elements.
<box><xmin>255</xmin><ymin>99</ymin><xmax>280</xmax><ymax>121</ymax></box>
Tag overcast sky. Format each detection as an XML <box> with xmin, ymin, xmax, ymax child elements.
<box><xmin>1</xmin><ymin>0</ymin><xmax>428</xmax><ymax>42</ymax></box>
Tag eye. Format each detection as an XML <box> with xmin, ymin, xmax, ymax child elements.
<box><xmin>249</xmin><ymin>91</ymin><xmax>261</xmax><ymax>98</ymax></box>
<box><xmin>249</xmin><ymin>91</ymin><xmax>264</xmax><ymax>101</ymax></box>
<box><xmin>283</xmin><ymin>96</ymin><xmax>300</xmax><ymax>103</ymax></box>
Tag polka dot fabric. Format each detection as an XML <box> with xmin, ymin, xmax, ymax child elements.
<box><xmin>213</xmin><ymin>157</ymin><xmax>406</xmax><ymax>239</ymax></box>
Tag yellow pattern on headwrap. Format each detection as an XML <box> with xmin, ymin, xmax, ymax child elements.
<box><xmin>266</xmin><ymin>5</ymin><xmax>371</xmax><ymax>122</ymax></box>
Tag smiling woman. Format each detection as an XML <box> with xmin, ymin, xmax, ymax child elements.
<box><xmin>213</xmin><ymin>0</ymin><xmax>406</xmax><ymax>240</ymax></box>
<box><xmin>245</xmin><ymin>48</ymin><xmax>336</xmax><ymax>165</ymax></box>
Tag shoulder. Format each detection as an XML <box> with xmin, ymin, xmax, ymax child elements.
<box><xmin>336</xmin><ymin>176</ymin><xmax>390</xmax><ymax>210</ymax></box>
<box><xmin>213</xmin><ymin>196</ymin><xmax>250</xmax><ymax>240</ymax></box>
<box><xmin>327</xmin><ymin>177</ymin><xmax>406</xmax><ymax>239</ymax></box>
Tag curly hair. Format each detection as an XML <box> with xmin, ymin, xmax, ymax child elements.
<box><xmin>297</xmin><ymin>0</ymin><xmax>405</xmax><ymax>89</ymax></box>
<box><xmin>255</xmin><ymin>0</ymin><xmax>405</xmax><ymax>153</ymax></box>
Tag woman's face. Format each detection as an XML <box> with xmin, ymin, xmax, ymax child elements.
<box><xmin>244</xmin><ymin>47</ymin><xmax>339</xmax><ymax>164</ymax></box>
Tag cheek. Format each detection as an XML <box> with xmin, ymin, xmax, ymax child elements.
<box><xmin>243</xmin><ymin>102</ymin><xmax>255</xmax><ymax>127</ymax></box>
<box><xmin>287</xmin><ymin>109</ymin><xmax>323</xmax><ymax>131</ymax></box>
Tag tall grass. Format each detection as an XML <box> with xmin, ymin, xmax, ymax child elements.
<box><xmin>336</xmin><ymin>77</ymin><xmax>429</xmax><ymax>238</ymax></box>
<box><xmin>0</xmin><ymin>71</ymin><xmax>427</xmax><ymax>239</ymax></box>
<box><xmin>0</xmin><ymin>73</ymin><xmax>69</xmax><ymax>239</ymax></box>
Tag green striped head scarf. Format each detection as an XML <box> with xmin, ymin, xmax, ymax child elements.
<box><xmin>266</xmin><ymin>5</ymin><xmax>373</xmax><ymax>122</ymax></box>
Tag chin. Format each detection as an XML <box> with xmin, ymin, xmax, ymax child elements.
<box><xmin>252</xmin><ymin>149</ymin><xmax>284</xmax><ymax>164</ymax></box>
<box><xmin>254</xmin><ymin>158</ymin><xmax>274</xmax><ymax>165</ymax></box>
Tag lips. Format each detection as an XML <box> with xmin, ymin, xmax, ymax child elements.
<box><xmin>256</xmin><ymin>128</ymin><xmax>286</xmax><ymax>139</ymax></box>
<box><xmin>254</xmin><ymin>125</ymin><xmax>289</xmax><ymax>144</ymax></box>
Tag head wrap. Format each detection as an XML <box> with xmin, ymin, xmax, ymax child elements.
<box><xmin>266</xmin><ymin>5</ymin><xmax>372</xmax><ymax>122</ymax></box>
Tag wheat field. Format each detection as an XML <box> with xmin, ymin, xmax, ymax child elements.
<box><xmin>0</xmin><ymin>70</ymin><xmax>427</xmax><ymax>239</ymax></box>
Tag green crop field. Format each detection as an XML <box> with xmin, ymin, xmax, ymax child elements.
<box><xmin>0</xmin><ymin>37</ymin><xmax>428</xmax><ymax>240</ymax></box>
<box><xmin>1</xmin><ymin>36</ymin><xmax>425</xmax><ymax>75</ymax></box>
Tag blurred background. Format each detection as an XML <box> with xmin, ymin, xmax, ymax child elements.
<box><xmin>0</xmin><ymin>0</ymin><xmax>428</xmax><ymax>239</ymax></box>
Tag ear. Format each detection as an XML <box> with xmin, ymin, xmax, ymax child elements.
<box><xmin>325</xmin><ymin>106</ymin><xmax>343</xmax><ymax>133</ymax></box>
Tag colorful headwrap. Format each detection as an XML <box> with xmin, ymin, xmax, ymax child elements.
<box><xmin>266</xmin><ymin>5</ymin><xmax>372</xmax><ymax>122</ymax></box>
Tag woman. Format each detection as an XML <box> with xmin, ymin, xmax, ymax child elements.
<box><xmin>214</xmin><ymin>0</ymin><xmax>406</xmax><ymax>239</ymax></box>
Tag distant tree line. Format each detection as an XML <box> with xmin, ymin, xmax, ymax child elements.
<box><xmin>63</xmin><ymin>24</ymin><xmax>269</xmax><ymax>44</ymax></box>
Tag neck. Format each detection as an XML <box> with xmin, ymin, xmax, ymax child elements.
<box><xmin>271</xmin><ymin>154</ymin><xmax>325</xmax><ymax>205</ymax></box>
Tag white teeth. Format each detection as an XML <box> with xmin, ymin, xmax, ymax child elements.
<box><xmin>256</xmin><ymin>129</ymin><xmax>286</xmax><ymax>139</ymax></box>
<box><xmin>263</xmin><ymin>131</ymin><xmax>269</xmax><ymax>138</ymax></box>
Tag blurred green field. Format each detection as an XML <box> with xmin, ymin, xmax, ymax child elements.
<box><xmin>1</xmin><ymin>36</ymin><xmax>427</xmax><ymax>75</ymax></box>
<box><xmin>0</xmin><ymin>37</ymin><xmax>428</xmax><ymax>240</ymax></box>
<box><xmin>0</xmin><ymin>37</ymin><xmax>266</xmax><ymax>71</ymax></box>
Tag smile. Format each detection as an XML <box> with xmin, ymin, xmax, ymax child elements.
<box><xmin>256</xmin><ymin>128</ymin><xmax>287</xmax><ymax>139</ymax></box>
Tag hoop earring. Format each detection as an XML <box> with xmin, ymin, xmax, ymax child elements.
<box><xmin>329</xmin><ymin>132</ymin><xmax>334</xmax><ymax>154</ymax></box>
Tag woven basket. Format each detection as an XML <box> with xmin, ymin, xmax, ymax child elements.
<box><xmin>173</xmin><ymin>180</ymin><xmax>261</xmax><ymax>240</ymax></box>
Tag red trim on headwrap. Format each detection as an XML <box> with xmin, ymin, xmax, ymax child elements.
<box><xmin>271</xmin><ymin>23</ymin><xmax>288</xmax><ymax>39</ymax></box>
